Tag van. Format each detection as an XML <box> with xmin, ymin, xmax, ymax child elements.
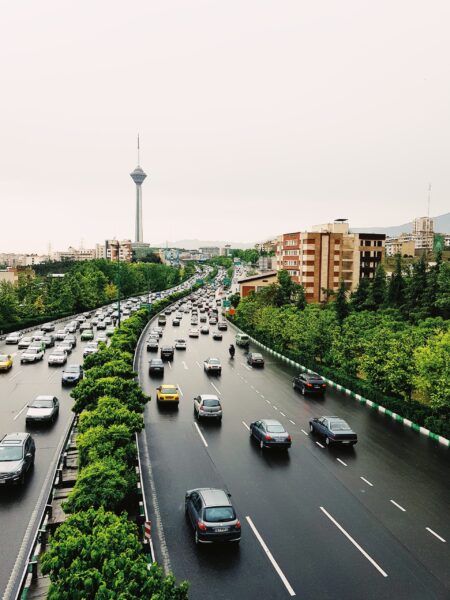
<box><xmin>235</xmin><ymin>333</ymin><xmax>250</xmax><ymax>348</ymax></box>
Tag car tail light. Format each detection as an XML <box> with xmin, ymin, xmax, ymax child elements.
<box><xmin>306</xmin><ymin>383</ymin><xmax>313</xmax><ymax>387</ymax></box>
<box><xmin>265</xmin><ymin>435</ymin><xmax>273</xmax><ymax>441</ymax></box>
<box><xmin>197</xmin><ymin>521</ymin><xmax>207</xmax><ymax>531</ymax></box>
<box><xmin>287</xmin><ymin>435</ymin><xmax>292</xmax><ymax>442</ymax></box>
<box><xmin>235</xmin><ymin>520</ymin><xmax>241</xmax><ymax>530</ymax></box>
<box><xmin>322</xmin><ymin>384</ymin><xmax>327</xmax><ymax>388</ymax></box>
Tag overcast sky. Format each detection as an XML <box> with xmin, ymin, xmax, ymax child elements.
<box><xmin>1</xmin><ymin>0</ymin><xmax>449</xmax><ymax>253</ymax></box>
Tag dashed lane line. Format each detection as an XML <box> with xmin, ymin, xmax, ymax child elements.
<box><xmin>194</xmin><ymin>422</ymin><xmax>208</xmax><ymax>448</ymax></box>
<box><xmin>426</xmin><ymin>527</ymin><xmax>446</xmax><ymax>543</ymax></box>
<box><xmin>242</xmin><ymin>421</ymin><xmax>250</xmax><ymax>431</ymax></box>
<box><xmin>182</xmin><ymin>361</ymin><xmax>188</xmax><ymax>370</ymax></box>
<box><xmin>280</xmin><ymin>412</ymin><xmax>286</xmax><ymax>417</ymax></box>
<box><xmin>390</xmin><ymin>500</ymin><xmax>406</xmax><ymax>512</ymax></box>
<box><xmin>315</xmin><ymin>441</ymin><xmax>324</xmax><ymax>448</ymax></box>
<box><xmin>301</xmin><ymin>429</ymin><xmax>309</xmax><ymax>436</ymax></box>
<box><xmin>177</xmin><ymin>384</ymin><xmax>184</xmax><ymax>397</ymax></box>
<box><xmin>360</xmin><ymin>477</ymin><xmax>373</xmax><ymax>487</ymax></box>
<box><xmin>13</xmin><ymin>403</ymin><xmax>28</xmax><ymax>421</ymax></box>
<box><xmin>210</xmin><ymin>382</ymin><xmax>221</xmax><ymax>395</ymax></box>
<box><xmin>289</xmin><ymin>420</ymin><xmax>296</xmax><ymax>425</ymax></box>
<box><xmin>337</xmin><ymin>458</ymin><xmax>348</xmax><ymax>467</ymax></box>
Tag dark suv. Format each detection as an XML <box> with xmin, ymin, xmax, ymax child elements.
<box><xmin>0</xmin><ymin>433</ymin><xmax>35</xmax><ymax>485</ymax></box>
<box><xmin>185</xmin><ymin>488</ymin><xmax>241</xmax><ymax>545</ymax></box>
<box><xmin>293</xmin><ymin>372</ymin><xmax>327</xmax><ymax>395</ymax></box>
<box><xmin>160</xmin><ymin>346</ymin><xmax>174</xmax><ymax>361</ymax></box>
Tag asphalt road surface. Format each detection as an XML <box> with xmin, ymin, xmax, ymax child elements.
<box><xmin>137</xmin><ymin>299</ymin><xmax>450</xmax><ymax>600</ymax></box>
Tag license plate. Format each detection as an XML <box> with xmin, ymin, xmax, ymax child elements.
<box><xmin>342</xmin><ymin>441</ymin><xmax>351</xmax><ymax>444</ymax></box>
<box><xmin>215</xmin><ymin>527</ymin><xmax>227</xmax><ymax>532</ymax></box>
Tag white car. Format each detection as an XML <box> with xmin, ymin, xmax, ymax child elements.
<box><xmin>55</xmin><ymin>329</ymin><xmax>67</xmax><ymax>341</ymax></box>
<box><xmin>106</xmin><ymin>326</ymin><xmax>115</xmax><ymax>337</ymax></box>
<box><xmin>26</xmin><ymin>395</ymin><xmax>59</xmax><ymax>424</ymax></box>
<box><xmin>21</xmin><ymin>348</ymin><xmax>45</xmax><ymax>363</ymax></box>
<box><xmin>83</xmin><ymin>342</ymin><xmax>99</xmax><ymax>357</ymax></box>
<box><xmin>188</xmin><ymin>328</ymin><xmax>199</xmax><ymax>338</ymax></box>
<box><xmin>56</xmin><ymin>341</ymin><xmax>73</xmax><ymax>354</ymax></box>
<box><xmin>174</xmin><ymin>339</ymin><xmax>187</xmax><ymax>350</ymax></box>
<box><xmin>203</xmin><ymin>358</ymin><xmax>222</xmax><ymax>374</ymax></box>
<box><xmin>5</xmin><ymin>332</ymin><xmax>21</xmax><ymax>345</ymax></box>
<box><xmin>48</xmin><ymin>349</ymin><xmax>68</xmax><ymax>366</ymax></box>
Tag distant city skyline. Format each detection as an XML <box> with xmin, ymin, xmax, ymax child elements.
<box><xmin>1</xmin><ymin>1</ymin><xmax>449</xmax><ymax>254</ymax></box>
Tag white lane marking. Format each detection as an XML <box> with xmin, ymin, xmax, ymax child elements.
<box><xmin>243</xmin><ymin>378</ymin><xmax>248</xmax><ymax>383</ymax></box>
<box><xmin>210</xmin><ymin>382</ymin><xmax>221</xmax><ymax>395</ymax></box>
<box><xmin>182</xmin><ymin>361</ymin><xmax>188</xmax><ymax>370</ymax></box>
<box><xmin>301</xmin><ymin>429</ymin><xmax>309</xmax><ymax>436</ymax></box>
<box><xmin>250</xmin><ymin>385</ymin><xmax>255</xmax><ymax>390</ymax></box>
<box><xmin>390</xmin><ymin>500</ymin><xmax>406</xmax><ymax>512</ymax></box>
<box><xmin>13</xmin><ymin>403</ymin><xmax>28</xmax><ymax>421</ymax></box>
<box><xmin>273</xmin><ymin>406</ymin><xmax>278</xmax><ymax>411</ymax></box>
<box><xmin>315</xmin><ymin>441</ymin><xmax>324</xmax><ymax>448</ymax></box>
<box><xmin>426</xmin><ymin>527</ymin><xmax>446</xmax><ymax>543</ymax></box>
<box><xmin>280</xmin><ymin>412</ymin><xmax>286</xmax><ymax>417</ymax></box>
<box><xmin>245</xmin><ymin>365</ymin><xmax>251</xmax><ymax>371</ymax></box>
<box><xmin>178</xmin><ymin>384</ymin><xmax>184</xmax><ymax>397</ymax></box>
<box><xmin>337</xmin><ymin>458</ymin><xmax>348</xmax><ymax>467</ymax></box>
<box><xmin>9</xmin><ymin>371</ymin><xmax>20</xmax><ymax>381</ymax></box>
<box><xmin>360</xmin><ymin>477</ymin><xmax>373</xmax><ymax>487</ymax></box>
<box><xmin>320</xmin><ymin>507</ymin><xmax>388</xmax><ymax>578</ymax></box>
<box><xmin>242</xmin><ymin>421</ymin><xmax>250</xmax><ymax>431</ymax></box>
<box><xmin>246</xmin><ymin>516</ymin><xmax>296</xmax><ymax>596</ymax></box>
<box><xmin>195</xmin><ymin>360</ymin><xmax>201</xmax><ymax>369</ymax></box>
<box><xmin>167</xmin><ymin>361</ymin><xmax>172</xmax><ymax>370</ymax></box>
<box><xmin>289</xmin><ymin>419</ymin><xmax>296</xmax><ymax>425</ymax></box>
<box><xmin>260</xmin><ymin>394</ymin><xmax>265</xmax><ymax>399</ymax></box>
<box><xmin>194</xmin><ymin>422</ymin><xmax>208</xmax><ymax>447</ymax></box>
<box><xmin>265</xmin><ymin>399</ymin><xmax>271</xmax><ymax>404</ymax></box>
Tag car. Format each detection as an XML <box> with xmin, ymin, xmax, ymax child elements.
<box><xmin>5</xmin><ymin>332</ymin><xmax>21</xmax><ymax>345</ymax></box>
<box><xmin>154</xmin><ymin>327</ymin><xmax>163</xmax><ymax>338</ymax></box>
<box><xmin>203</xmin><ymin>358</ymin><xmax>222</xmax><ymax>375</ymax></box>
<box><xmin>158</xmin><ymin>316</ymin><xmax>167</xmax><ymax>326</ymax></box>
<box><xmin>0</xmin><ymin>354</ymin><xmax>13</xmax><ymax>372</ymax></box>
<box><xmin>190</xmin><ymin>319</ymin><xmax>198</xmax><ymax>326</ymax></box>
<box><xmin>209</xmin><ymin>317</ymin><xmax>217</xmax><ymax>325</ymax></box>
<box><xmin>172</xmin><ymin>318</ymin><xmax>181</xmax><ymax>326</ymax></box>
<box><xmin>26</xmin><ymin>395</ymin><xmax>59</xmax><ymax>424</ymax></box>
<box><xmin>64</xmin><ymin>334</ymin><xmax>77</xmax><ymax>348</ymax></box>
<box><xmin>200</xmin><ymin>315</ymin><xmax>207</xmax><ymax>323</ymax></box>
<box><xmin>247</xmin><ymin>352</ymin><xmax>264</xmax><ymax>367</ymax></box>
<box><xmin>62</xmin><ymin>364</ymin><xmax>84</xmax><ymax>385</ymax></box>
<box><xmin>217</xmin><ymin>322</ymin><xmax>228</xmax><ymax>331</ymax></box>
<box><xmin>96</xmin><ymin>320</ymin><xmax>106</xmax><ymax>330</ymax></box>
<box><xmin>212</xmin><ymin>331</ymin><xmax>223</xmax><ymax>341</ymax></box>
<box><xmin>293</xmin><ymin>373</ymin><xmax>327</xmax><ymax>395</ymax></box>
<box><xmin>20</xmin><ymin>348</ymin><xmax>44</xmax><ymax>364</ymax></box>
<box><xmin>309</xmin><ymin>416</ymin><xmax>357</xmax><ymax>446</ymax></box>
<box><xmin>96</xmin><ymin>333</ymin><xmax>108</xmax><ymax>344</ymax></box>
<box><xmin>0</xmin><ymin>432</ymin><xmax>35</xmax><ymax>485</ymax></box>
<box><xmin>194</xmin><ymin>394</ymin><xmax>222</xmax><ymax>421</ymax></box>
<box><xmin>156</xmin><ymin>384</ymin><xmax>180</xmax><ymax>406</ymax></box>
<box><xmin>83</xmin><ymin>342</ymin><xmax>99</xmax><ymax>357</ymax></box>
<box><xmin>235</xmin><ymin>333</ymin><xmax>250</xmax><ymax>348</ymax></box>
<box><xmin>41</xmin><ymin>323</ymin><xmax>55</xmax><ymax>332</ymax></box>
<box><xmin>79</xmin><ymin>322</ymin><xmax>92</xmax><ymax>331</ymax></box>
<box><xmin>29</xmin><ymin>340</ymin><xmax>46</xmax><ymax>352</ymax></box>
<box><xmin>106</xmin><ymin>326</ymin><xmax>115</xmax><ymax>337</ymax></box>
<box><xmin>56</xmin><ymin>340</ymin><xmax>73</xmax><ymax>354</ymax></box>
<box><xmin>200</xmin><ymin>325</ymin><xmax>209</xmax><ymax>335</ymax></box>
<box><xmin>18</xmin><ymin>336</ymin><xmax>33</xmax><ymax>350</ymax></box>
<box><xmin>189</xmin><ymin>328</ymin><xmax>200</xmax><ymax>338</ymax></box>
<box><xmin>149</xmin><ymin>358</ymin><xmax>165</xmax><ymax>376</ymax></box>
<box><xmin>160</xmin><ymin>346</ymin><xmax>174</xmax><ymax>361</ymax></box>
<box><xmin>147</xmin><ymin>338</ymin><xmax>159</xmax><ymax>352</ymax></box>
<box><xmin>174</xmin><ymin>339</ymin><xmax>187</xmax><ymax>350</ymax></box>
<box><xmin>55</xmin><ymin>329</ymin><xmax>68</xmax><ymax>341</ymax></box>
<box><xmin>42</xmin><ymin>334</ymin><xmax>55</xmax><ymax>348</ymax></box>
<box><xmin>66</xmin><ymin>323</ymin><xmax>77</xmax><ymax>334</ymax></box>
<box><xmin>185</xmin><ymin>488</ymin><xmax>241</xmax><ymax>545</ymax></box>
<box><xmin>48</xmin><ymin>348</ymin><xmax>68</xmax><ymax>366</ymax></box>
<box><xmin>249</xmin><ymin>419</ymin><xmax>292</xmax><ymax>450</ymax></box>
<box><xmin>80</xmin><ymin>329</ymin><xmax>94</xmax><ymax>341</ymax></box>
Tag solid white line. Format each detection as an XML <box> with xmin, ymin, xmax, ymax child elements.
<box><xmin>13</xmin><ymin>404</ymin><xmax>28</xmax><ymax>421</ymax></box>
<box><xmin>301</xmin><ymin>429</ymin><xmax>309</xmax><ymax>436</ymax></box>
<box><xmin>426</xmin><ymin>527</ymin><xmax>446</xmax><ymax>543</ymax></box>
<box><xmin>167</xmin><ymin>361</ymin><xmax>172</xmax><ymax>370</ymax></box>
<box><xmin>315</xmin><ymin>441</ymin><xmax>324</xmax><ymax>448</ymax></box>
<box><xmin>320</xmin><ymin>507</ymin><xmax>388</xmax><ymax>578</ymax></box>
<box><xmin>242</xmin><ymin>421</ymin><xmax>250</xmax><ymax>431</ymax></box>
<box><xmin>289</xmin><ymin>419</ymin><xmax>296</xmax><ymax>425</ymax></box>
<box><xmin>177</xmin><ymin>384</ymin><xmax>184</xmax><ymax>397</ymax></box>
<box><xmin>337</xmin><ymin>458</ymin><xmax>348</xmax><ymax>467</ymax></box>
<box><xmin>280</xmin><ymin>412</ymin><xmax>286</xmax><ymax>417</ymax></box>
<box><xmin>246</xmin><ymin>516</ymin><xmax>296</xmax><ymax>596</ymax></box>
<box><xmin>360</xmin><ymin>477</ymin><xmax>373</xmax><ymax>487</ymax></box>
<box><xmin>194</xmin><ymin>422</ymin><xmax>208</xmax><ymax>448</ymax></box>
<box><xmin>210</xmin><ymin>382</ymin><xmax>221</xmax><ymax>395</ymax></box>
<box><xmin>390</xmin><ymin>500</ymin><xmax>406</xmax><ymax>512</ymax></box>
<box><xmin>182</xmin><ymin>361</ymin><xmax>188</xmax><ymax>370</ymax></box>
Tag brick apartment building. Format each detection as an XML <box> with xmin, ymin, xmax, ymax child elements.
<box><xmin>275</xmin><ymin>222</ymin><xmax>385</xmax><ymax>302</ymax></box>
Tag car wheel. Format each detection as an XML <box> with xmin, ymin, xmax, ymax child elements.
<box><xmin>259</xmin><ymin>440</ymin><xmax>265</xmax><ymax>450</ymax></box>
<box><xmin>19</xmin><ymin>473</ymin><xmax>26</xmax><ymax>485</ymax></box>
<box><xmin>309</xmin><ymin>424</ymin><xmax>314</xmax><ymax>433</ymax></box>
<box><xmin>301</xmin><ymin>385</ymin><xmax>305</xmax><ymax>395</ymax></box>
<box><xmin>325</xmin><ymin>436</ymin><xmax>331</xmax><ymax>446</ymax></box>
<box><xmin>292</xmin><ymin>381</ymin><xmax>296</xmax><ymax>389</ymax></box>
<box><xmin>195</xmin><ymin>530</ymin><xmax>199</xmax><ymax>545</ymax></box>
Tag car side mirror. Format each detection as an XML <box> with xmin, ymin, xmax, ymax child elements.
<box><xmin>26</xmin><ymin>452</ymin><xmax>32</xmax><ymax>459</ymax></box>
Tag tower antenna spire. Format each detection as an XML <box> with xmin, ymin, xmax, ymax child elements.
<box><xmin>137</xmin><ymin>133</ymin><xmax>140</xmax><ymax>166</ymax></box>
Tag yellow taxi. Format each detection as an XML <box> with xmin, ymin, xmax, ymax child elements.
<box><xmin>0</xmin><ymin>354</ymin><xmax>13</xmax><ymax>372</ymax></box>
<box><xmin>156</xmin><ymin>384</ymin><xmax>180</xmax><ymax>406</ymax></box>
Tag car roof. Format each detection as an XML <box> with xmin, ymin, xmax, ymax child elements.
<box><xmin>197</xmin><ymin>488</ymin><xmax>231</xmax><ymax>507</ymax></box>
<box><xmin>199</xmin><ymin>394</ymin><xmax>220</xmax><ymax>401</ymax></box>
<box><xmin>35</xmin><ymin>395</ymin><xmax>54</xmax><ymax>401</ymax></box>
<box><xmin>161</xmin><ymin>384</ymin><xmax>177</xmax><ymax>389</ymax></box>
<box><xmin>261</xmin><ymin>419</ymin><xmax>283</xmax><ymax>426</ymax></box>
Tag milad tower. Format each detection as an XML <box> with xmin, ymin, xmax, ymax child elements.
<box><xmin>130</xmin><ymin>136</ymin><xmax>147</xmax><ymax>243</ymax></box>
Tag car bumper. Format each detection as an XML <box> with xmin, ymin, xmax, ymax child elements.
<box><xmin>263</xmin><ymin>441</ymin><xmax>291</xmax><ymax>449</ymax></box>
<box><xmin>197</xmin><ymin>530</ymin><xmax>241</xmax><ymax>543</ymax></box>
<box><xmin>0</xmin><ymin>474</ymin><xmax>24</xmax><ymax>485</ymax></box>
<box><xmin>198</xmin><ymin>412</ymin><xmax>222</xmax><ymax>419</ymax></box>
<box><xmin>62</xmin><ymin>378</ymin><xmax>79</xmax><ymax>385</ymax></box>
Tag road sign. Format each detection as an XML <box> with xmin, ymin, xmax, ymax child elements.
<box><xmin>223</xmin><ymin>300</ymin><xmax>231</xmax><ymax>307</ymax></box>
<box><xmin>144</xmin><ymin>520</ymin><xmax>151</xmax><ymax>539</ymax></box>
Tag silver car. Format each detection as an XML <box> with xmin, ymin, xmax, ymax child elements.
<box><xmin>26</xmin><ymin>396</ymin><xmax>59</xmax><ymax>424</ymax></box>
<box><xmin>48</xmin><ymin>349</ymin><xmax>68</xmax><ymax>366</ymax></box>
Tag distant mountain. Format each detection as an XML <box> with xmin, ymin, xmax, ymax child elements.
<box><xmin>352</xmin><ymin>212</ymin><xmax>450</xmax><ymax>237</ymax></box>
<box><xmin>153</xmin><ymin>239</ymin><xmax>254</xmax><ymax>250</ymax></box>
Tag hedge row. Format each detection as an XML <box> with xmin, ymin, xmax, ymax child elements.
<box><xmin>41</xmin><ymin>293</ymin><xmax>194</xmax><ymax>598</ymax></box>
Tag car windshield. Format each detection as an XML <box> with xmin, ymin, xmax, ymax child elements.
<box><xmin>330</xmin><ymin>421</ymin><xmax>350</xmax><ymax>431</ymax></box>
<box><xmin>267</xmin><ymin>425</ymin><xmax>286</xmax><ymax>433</ymax></box>
<box><xmin>26</xmin><ymin>349</ymin><xmax>38</xmax><ymax>355</ymax></box>
<box><xmin>65</xmin><ymin>366</ymin><xmax>79</xmax><ymax>373</ymax></box>
<box><xmin>0</xmin><ymin>355</ymin><xmax>9</xmax><ymax>361</ymax></box>
<box><xmin>203</xmin><ymin>399</ymin><xmax>220</xmax><ymax>407</ymax></box>
<box><xmin>152</xmin><ymin>360</ymin><xmax>163</xmax><ymax>365</ymax></box>
<box><xmin>204</xmin><ymin>506</ymin><xmax>235</xmax><ymax>522</ymax></box>
<box><xmin>53</xmin><ymin>351</ymin><xmax>66</xmax><ymax>356</ymax></box>
<box><xmin>0</xmin><ymin>447</ymin><xmax>22</xmax><ymax>461</ymax></box>
<box><xmin>31</xmin><ymin>399</ymin><xmax>53</xmax><ymax>408</ymax></box>
<box><xmin>162</xmin><ymin>387</ymin><xmax>177</xmax><ymax>394</ymax></box>
<box><xmin>209</xmin><ymin>359</ymin><xmax>220</xmax><ymax>365</ymax></box>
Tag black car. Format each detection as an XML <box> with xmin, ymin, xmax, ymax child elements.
<box><xmin>293</xmin><ymin>372</ymin><xmax>327</xmax><ymax>395</ymax></box>
<box><xmin>185</xmin><ymin>488</ymin><xmax>241</xmax><ymax>545</ymax></box>
<box><xmin>212</xmin><ymin>331</ymin><xmax>223</xmax><ymax>340</ymax></box>
<box><xmin>247</xmin><ymin>353</ymin><xmax>264</xmax><ymax>367</ymax></box>
<box><xmin>217</xmin><ymin>322</ymin><xmax>228</xmax><ymax>331</ymax></box>
<box><xmin>249</xmin><ymin>419</ymin><xmax>291</xmax><ymax>450</ymax></box>
<box><xmin>309</xmin><ymin>416</ymin><xmax>357</xmax><ymax>446</ymax></box>
<box><xmin>42</xmin><ymin>335</ymin><xmax>55</xmax><ymax>348</ymax></box>
<box><xmin>149</xmin><ymin>358</ymin><xmax>165</xmax><ymax>376</ymax></box>
<box><xmin>61</xmin><ymin>364</ymin><xmax>84</xmax><ymax>385</ymax></box>
<box><xmin>172</xmin><ymin>318</ymin><xmax>181</xmax><ymax>326</ymax></box>
<box><xmin>160</xmin><ymin>346</ymin><xmax>174</xmax><ymax>361</ymax></box>
<box><xmin>0</xmin><ymin>432</ymin><xmax>35</xmax><ymax>485</ymax></box>
<box><xmin>147</xmin><ymin>339</ymin><xmax>159</xmax><ymax>352</ymax></box>
<box><xmin>41</xmin><ymin>323</ymin><xmax>55</xmax><ymax>332</ymax></box>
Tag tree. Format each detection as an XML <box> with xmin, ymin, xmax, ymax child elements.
<box><xmin>41</xmin><ymin>507</ymin><xmax>189</xmax><ymax>600</ymax></box>
<box><xmin>334</xmin><ymin>279</ymin><xmax>349</xmax><ymax>323</ymax></box>
<box><xmin>77</xmin><ymin>424</ymin><xmax>137</xmax><ymax>468</ymax></box>
<box><xmin>228</xmin><ymin>292</ymin><xmax>241</xmax><ymax>308</ymax></box>
<box><xmin>435</xmin><ymin>262</ymin><xmax>450</xmax><ymax>319</ymax></box>
<box><xmin>406</xmin><ymin>254</ymin><xmax>428</xmax><ymax>317</ymax></box>
<box><xmin>387</xmin><ymin>254</ymin><xmax>405</xmax><ymax>308</ymax></box>
<box><xmin>351</xmin><ymin>277</ymin><xmax>370</xmax><ymax>311</ymax></box>
<box><xmin>371</xmin><ymin>264</ymin><xmax>387</xmax><ymax>307</ymax></box>
<box><xmin>295</xmin><ymin>285</ymin><xmax>307</xmax><ymax>311</ymax></box>
<box><xmin>78</xmin><ymin>397</ymin><xmax>144</xmax><ymax>434</ymax></box>
<box><xmin>71</xmin><ymin>376</ymin><xmax>150</xmax><ymax>414</ymax></box>
<box><xmin>413</xmin><ymin>331</ymin><xmax>450</xmax><ymax>409</ymax></box>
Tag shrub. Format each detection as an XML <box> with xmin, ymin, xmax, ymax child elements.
<box><xmin>83</xmin><ymin>347</ymin><xmax>133</xmax><ymax>370</ymax></box>
<box><xmin>78</xmin><ymin>397</ymin><xmax>144</xmax><ymax>434</ymax></box>
<box><xmin>77</xmin><ymin>424</ymin><xmax>137</xmax><ymax>469</ymax></box>
<box><xmin>72</xmin><ymin>376</ymin><xmax>149</xmax><ymax>414</ymax></box>
<box><xmin>85</xmin><ymin>359</ymin><xmax>136</xmax><ymax>381</ymax></box>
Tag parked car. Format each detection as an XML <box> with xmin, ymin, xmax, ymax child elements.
<box><xmin>194</xmin><ymin>395</ymin><xmax>222</xmax><ymax>421</ymax></box>
<box><xmin>156</xmin><ymin>384</ymin><xmax>180</xmax><ymax>407</ymax></box>
<box><xmin>149</xmin><ymin>358</ymin><xmax>165</xmax><ymax>376</ymax></box>
<box><xmin>21</xmin><ymin>347</ymin><xmax>44</xmax><ymax>364</ymax></box>
<box><xmin>61</xmin><ymin>364</ymin><xmax>84</xmax><ymax>385</ymax></box>
<box><xmin>185</xmin><ymin>488</ymin><xmax>241</xmax><ymax>545</ymax></box>
<box><xmin>293</xmin><ymin>373</ymin><xmax>327</xmax><ymax>395</ymax></box>
<box><xmin>48</xmin><ymin>348</ymin><xmax>68</xmax><ymax>366</ymax></box>
<box><xmin>247</xmin><ymin>352</ymin><xmax>264</xmax><ymax>367</ymax></box>
<box><xmin>26</xmin><ymin>395</ymin><xmax>59</xmax><ymax>424</ymax></box>
<box><xmin>0</xmin><ymin>432</ymin><xmax>35</xmax><ymax>485</ymax></box>
<box><xmin>174</xmin><ymin>339</ymin><xmax>187</xmax><ymax>350</ymax></box>
<box><xmin>203</xmin><ymin>358</ymin><xmax>222</xmax><ymax>375</ymax></box>
<box><xmin>160</xmin><ymin>346</ymin><xmax>174</xmax><ymax>361</ymax></box>
<box><xmin>249</xmin><ymin>419</ymin><xmax>292</xmax><ymax>450</ymax></box>
<box><xmin>0</xmin><ymin>354</ymin><xmax>13</xmax><ymax>372</ymax></box>
<box><xmin>309</xmin><ymin>416</ymin><xmax>357</xmax><ymax>446</ymax></box>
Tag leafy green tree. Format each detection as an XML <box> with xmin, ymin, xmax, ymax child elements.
<box><xmin>77</xmin><ymin>424</ymin><xmax>137</xmax><ymax>468</ymax></box>
<box><xmin>334</xmin><ymin>279</ymin><xmax>349</xmax><ymax>323</ymax></box>
<box><xmin>86</xmin><ymin>359</ymin><xmax>136</xmax><ymax>381</ymax></box>
<box><xmin>71</xmin><ymin>377</ymin><xmax>149</xmax><ymax>414</ymax></box>
<box><xmin>435</xmin><ymin>262</ymin><xmax>450</xmax><ymax>319</ymax></box>
<box><xmin>387</xmin><ymin>254</ymin><xmax>405</xmax><ymax>308</ymax></box>
<box><xmin>228</xmin><ymin>292</ymin><xmax>241</xmax><ymax>308</ymax></box>
<box><xmin>78</xmin><ymin>397</ymin><xmax>144</xmax><ymax>434</ymax></box>
<box><xmin>413</xmin><ymin>331</ymin><xmax>450</xmax><ymax>409</ymax></box>
<box><xmin>372</xmin><ymin>264</ymin><xmax>387</xmax><ymax>308</ymax></box>
<box><xmin>41</xmin><ymin>507</ymin><xmax>189</xmax><ymax>599</ymax></box>
<box><xmin>83</xmin><ymin>347</ymin><xmax>133</xmax><ymax>370</ymax></box>
<box><xmin>296</xmin><ymin>285</ymin><xmax>307</xmax><ymax>310</ymax></box>
<box><xmin>351</xmin><ymin>277</ymin><xmax>370</xmax><ymax>311</ymax></box>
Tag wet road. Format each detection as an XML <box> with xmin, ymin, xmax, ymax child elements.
<box><xmin>137</xmin><ymin>299</ymin><xmax>450</xmax><ymax>600</ymax></box>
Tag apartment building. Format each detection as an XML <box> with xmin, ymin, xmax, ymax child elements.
<box><xmin>276</xmin><ymin>222</ymin><xmax>385</xmax><ymax>302</ymax></box>
<box><xmin>104</xmin><ymin>240</ymin><xmax>132</xmax><ymax>262</ymax></box>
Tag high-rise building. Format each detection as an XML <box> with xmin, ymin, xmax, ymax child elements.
<box><xmin>105</xmin><ymin>240</ymin><xmax>132</xmax><ymax>262</ymax></box>
<box><xmin>130</xmin><ymin>136</ymin><xmax>147</xmax><ymax>243</ymax></box>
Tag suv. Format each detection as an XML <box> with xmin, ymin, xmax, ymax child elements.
<box><xmin>293</xmin><ymin>372</ymin><xmax>327</xmax><ymax>395</ymax></box>
<box><xmin>235</xmin><ymin>333</ymin><xmax>249</xmax><ymax>348</ymax></box>
<box><xmin>0</xmin><ymin>433</ymin><xmax>35</xmax><ymax>485</ymax></box>
<box><xmin>160</xmin><ymin>346</ymin><xmax>174</xmax><ymax>361</ymax></box>
<box><xmin>185</xmin><ymin>488</ymin><xmax>241</xmax><ymax>545</ymax></box>
<box><xmin>158</xmin><ymin>315</ymin><xmax>167</xmax><ymax>326</ymax></box>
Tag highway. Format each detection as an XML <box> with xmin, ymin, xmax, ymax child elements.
<box><xmin>137</xmin><ymin>294</ymin><xmax>450</xmax><ymax>600</ymax></box>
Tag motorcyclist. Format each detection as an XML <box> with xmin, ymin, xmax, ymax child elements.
<box><xmin>229</xmin><ymin>343</ymin><xmax>235</xmax><ymax>358</ymax></box>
